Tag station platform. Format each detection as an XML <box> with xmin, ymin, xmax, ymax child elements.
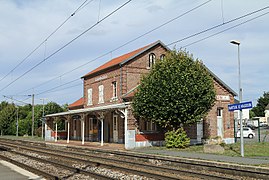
<box><xmin>0</xmin><ymin>160</ymin><xmax>41</xmax><ymax>180</ymax></box>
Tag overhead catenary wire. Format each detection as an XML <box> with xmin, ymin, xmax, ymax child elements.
<box><xmin>0</xmin><ymin>0</ymin><xmax>132</xmax><ymax>93</ymax></box>
<box><xmin>3</xmin><ymin>95</ymin><xmax>30</xmax><ymax>105</ymax></box>
<box><xmin>182</xmin><ymin>11</ymin><xmax>269</xmax><ymax>48</ymax></box>
<box><xmin>24</xmin><ymin>7</ymin><xmax>269</xmax><ymax>99</ymax></box>
<box><xmin>17</xmin><ymin>0</ymin><xmax>213</xmax><ymax>95</ymax></box>
<box><xmin>36</xmin><ymin>78</ymin><xmax>81</xmax><ymax>96</ymax></box>
<box><xmin>23</xmin><ymin>9</ymin><xmax>269</xmax><ymax>100</ymax></box>
<box><xmin>166</xmin><ymin>5</ymin><xmax>269</xmax><ymax>47</ymax></box>
<box><xmin>0</xmin><ymin>0</ymin><xmax>91</xmax><ymax>84</ymax></box>
<box><xmin>38</xmin><ymin>82</ymin><xmax>83</xmax><ymax>95</ymax></box>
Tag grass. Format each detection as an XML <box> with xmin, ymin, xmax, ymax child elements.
<box><xmin>140</xmin><ymin>142</ymin><xmax>269</xmax><ymax>157</ymax></box>
<box><xmin>223</xmin><ymin>142</ymin><xmax>269</xmax><ymax>157</ymax></box>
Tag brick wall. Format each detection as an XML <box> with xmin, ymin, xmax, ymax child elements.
<box><xmin>83</xmin><ymin>44</ymin><xmax>167</xmax><ymax>108</ymax></box>
<box><xmin>203</xmin><ymin>80</ymin><xmax>234</xmax><ymax>139</ymax></box>
<box><xmin>81</xmin><ymin>42</ymin><xmax>235</xmax><ymax>143</ymax></box>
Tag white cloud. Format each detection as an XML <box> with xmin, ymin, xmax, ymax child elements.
<box><xmin>0</xmin><ymin>0</ymin><xmax>269</xmax><ymax>106</ymax></box>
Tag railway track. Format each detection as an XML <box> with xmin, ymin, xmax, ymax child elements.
<box><xmin>0</xmin><ymin>138</ymin><xmax>268</xmax><ymax>179</ymax></box>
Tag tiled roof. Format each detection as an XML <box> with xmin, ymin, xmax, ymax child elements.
<box><xmin>82</xmin><ymin>40</ymin><xmax>165</xmax><ymax>78</ymax></box>
<box><xmin>68</xmin><ymin>97</ymin><xmax>84</xmax><ymax>109</ymax></box>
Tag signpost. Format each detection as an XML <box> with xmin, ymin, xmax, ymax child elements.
<box><xmin>228</xmin><ymin>101</ymin><xmax>252</xmax><ymax>111</ymax></box>
<box><xmin>228</xmin><ymin>101</ymin><xmax>252</xmax><ymax>157</ymax></box>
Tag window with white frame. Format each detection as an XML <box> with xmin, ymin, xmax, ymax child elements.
<box><xmin>112</xmin><ymin>81</ymin><xmax>117</xmax><ymax>98</ymax></box>
<box><xmin>160</xmin><ymin>54</ymin><xmax>165</xmax><ymax>60</ymax></box>
<box><xmin>98</xmin><ymin>85</ymin><xmax>104</xmax><ymax>103</ymax></box>
<box><xmin>87</xmin><ymin>88</ymin><xmax>92</xmax><ymax>105</ymax></box>
<box><xmin>149</xmin><ymin>53</ymin><xmax>156</xmax><ymax>68</ymax></box>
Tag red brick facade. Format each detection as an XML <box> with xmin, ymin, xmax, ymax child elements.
<box><xmin>46</xmin><ymin>40</ymin><xmax>236</xmax><ymax>147</ymax></box>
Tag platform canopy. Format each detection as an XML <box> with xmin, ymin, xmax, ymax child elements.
<box><xmin>45</xmin><ymin>102</ymin><xmax>130</xmax><ymax>117</ymax></box>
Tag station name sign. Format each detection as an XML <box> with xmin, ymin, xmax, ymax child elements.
<box><xmin>228</xmin><ymin>101</ymin><xmax>252</xmax><ymax>111</ymax></box>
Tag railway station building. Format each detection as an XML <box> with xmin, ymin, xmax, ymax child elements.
<box><xmin>45</xmin><ymin>40</ymin><xmax>237</xmax><ymax>149</ymax></box>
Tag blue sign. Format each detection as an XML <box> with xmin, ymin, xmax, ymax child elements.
<box><xmin>228</xmin><ymin>101</ymin><xmax>252</xmax><ymax>111</ymax></box>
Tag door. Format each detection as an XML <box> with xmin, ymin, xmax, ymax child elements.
<box><xmin>217</xmin><ymin>108</ymin><xmax>223</xmax><ymax>138</ymax></box>
<box><xmin>73</xmin><ymin>119</ymin><xmax>77</xmax><ymax>139</ymax></box>
<box><xmin>113</xmin><ymin>114</ymin><xmax>118</xmax><ymax>143</ymax></box>
<box><xmin>89</xmin><ymin>118</ymin><xmax>93</xmax><ymax>141</ymax></box>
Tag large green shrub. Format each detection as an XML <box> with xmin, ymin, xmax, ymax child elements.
<box><xmin>132</xmin><ymin>50</ymin><xmax>215</xmax><ymax>130</ymax></box>
<box><xmin>165</xmin><ymin>128</ymin><xmax>190</xmax><ymax>148</ymax></box>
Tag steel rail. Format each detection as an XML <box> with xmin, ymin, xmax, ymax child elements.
<box><xmin>0</xmin><ymin>139</ymin><xmax>237</xmax><ymax>180</ymax></box>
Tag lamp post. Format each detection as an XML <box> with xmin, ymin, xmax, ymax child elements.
<box><xmin>230</xmin><ymin>40</ymin><xmax>244</xmax><ymax>157</ymax></box>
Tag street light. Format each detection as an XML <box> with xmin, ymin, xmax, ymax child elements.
<box><xmin>230</xmin><ymin>40</ymin><xmax>244</xmax><ymax>157</ymax></box>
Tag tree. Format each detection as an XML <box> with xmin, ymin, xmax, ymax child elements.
<box><xmin>132</xmin><ymin>50</ymin><xmax>216</xmax><ymax>130</ymax></box>
<box><xmin>0</xmin><ymin>103</ymin><xmax>16</xmax><ymax>135</ymax></box>
<box><xmin>252</xmin><ymin>92</ymin><xmax>269</xmax><ymax>117</ymax></box>
<box><xmin>0</xmin><ymin>101</ymin><xmax>66</xmax><ymax>136</ymax></box>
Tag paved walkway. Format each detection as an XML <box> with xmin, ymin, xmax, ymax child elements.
<box><xmin>132</xmin><ymin>148</ymin><xmax>269</xmax><ymax>166</ymax></box>
<box><xmin>0</xmin><ymin>160</ymin><xmax>41</xmax><ymax>180</ymax></box>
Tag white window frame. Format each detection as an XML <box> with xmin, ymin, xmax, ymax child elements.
<box><xmin>160</xmin><ymin>54</ymin><xmax>165</xmax><ymax>60</ymax></box>
<box><xmin>149</xmin><ymin>53</ymin><xmax>156</xmax><ymax>68</ymax></box>
<box><xmin>98</xmin><ymin>85</ymin><xmax>104</xmax><ymax>104</ymax></box>
<box><xmin>112</xmin><ymin>81</ymin><xmax>117</xmax><ymax>98</ymax></box>
<box><xmin>87</xmin><ymin>88</ymin><xmax>92</xmax><ymax>106</ymax></box>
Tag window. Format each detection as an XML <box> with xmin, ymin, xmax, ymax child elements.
<box><xmin>146</xmin><ymin>120</ymin><xmax>157</xmax><ymax>131</ymax></box>
<box><xmin>87</xmin><ymin>88</ymin><xmax>92</xmax><ymax>105</ymax></box>
<box><xmin>149</xmin><ymin>53</ymin><xmax>156</xmax><ymax>68</ymax></box>
<box><xmin>98</xmin><ymin>85</ymin><xmax>104</xmax><ymax>103</ymax></box>
<box><xmin>217</xmin><ymin>108</ymin><xmax>222</xmax><ymax>117</ymax></box>
<box><xmin>139</xmin><ymin>119</ymin><xmax>157</xmax><ymax>132</ymax></box>
<box><xmin>160</xmin><ymin>54</ymin><xmax>165</xmax><ymax>60</ymax></box>
<box><xmin>112</xmin><ymin>81</ymin><xmax>117</xmax><ymax>98</ymax></box>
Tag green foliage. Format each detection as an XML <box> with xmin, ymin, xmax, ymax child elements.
<box><xmin>0</xmin><ymin>103</ymin><xmax>16</xmax><ymax>135</ymax></box>
<box><xmin>249</xmin><ymin>110</ymin><xmax>256</xmax><ymax>119</ymax></box>
<box><xmin>0</xmin><ymin>101</ymin><xmax>65</xmax><ymax>136</ymax></box>
<box><xmin>165</xmin><ymin>128</ymin><xmax>190</xmax><ymax>148</ymax></box>
<box><xmin>132</xmin><ymin>50</ymin><xmax>216</xmax><ymax>129</ymax></box>
<box><xmin>252</xmin><ymin>92</ymin><xmax>269</xmax><ymax>117</ymax></box>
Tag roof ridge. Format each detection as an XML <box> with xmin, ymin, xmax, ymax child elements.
<box><xmin>82</xmin><ymin>40</ymin><xmax>163</xmax><ymax>78</ymax></box>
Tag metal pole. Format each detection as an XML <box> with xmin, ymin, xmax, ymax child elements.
<box><xmin>32</xmin><ymin>94</ymin><xmax>35</xmax><ymax>138</ymax></box>
<box><xmin>16</xmin><ymin>107</ymin><xmax>19</xmax><ymax>137</ymax></box>
<box><xmin>41</xmin><ymin>99</ymin><xmax>45</xmax><ymax>139</ymax></box>
<box><xmin>237</xmin><ymin>44</ymin><xmax>244</xmax><ymax>157</ymax></box>
<box><xmin>231</xmin><ymin>40</ymin><xmax>244</xmax><ymax>157</ymax></box>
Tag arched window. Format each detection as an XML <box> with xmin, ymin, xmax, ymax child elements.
<box><xmin>160</xmin><ymin>54</ymin><xmax>165</xmax><ymax>60</ymax></box>
<box><xmin>149</xmin><ymin>53</ymin><xmax>156</xmax><ymax>68</ymax></box>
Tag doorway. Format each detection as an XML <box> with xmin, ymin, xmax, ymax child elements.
<box><xmin>217</xmin><ymin>108</ymin><xmax>224</xmax><ymax>138</ymax></box>
<box><xmin>113</xmin><ymin>114</ymin><xmax>118</xmax><ymax>143</ymax></box>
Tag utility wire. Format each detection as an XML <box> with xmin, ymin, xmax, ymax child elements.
<box><xmin>0</xmin><ymin>0</ymin><xmax>132</xmax><ymax>93</ymax></box>
<box><xmin>38</xmin><ymin>82</ymin><xmax>83</xmax><ymax>95</ymax></box>
<box><xmin>166</xmin><ymin>5</ymin><xmax>269</xmax><ymax>46</ymax></box>
<box><xmin>25</xmin><ymin>8</ymin><xmax>269</xmax><ymax>99</ymax></box>
<box><xmin>0</xmin><ymin>0</ymin><xmax>91</xmax><ymax>83</ymax></box>
<box><xmin>18</xmin><ymin>0</ymin><xmax>212</xmax><ymax>95</ymax></box>
<box><xmin>3</xmin><ymin>95</ymin><xmax>29</xmax><ymax>105</ymax></box>
<box><xmin>182</xmin><ymin>11</ymin><xmax>269</xmax><ymax>48</ymax></box>
<box><xmin>36</xmin><ymin>78</ymin><xmax>81</xmax><ymax>96</ymax></box>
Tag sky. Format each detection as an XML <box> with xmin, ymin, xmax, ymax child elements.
<box><xmin>0</xmin><ymin>0</ymin><xmax>268</xmax><ymax>107</ymax></box>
